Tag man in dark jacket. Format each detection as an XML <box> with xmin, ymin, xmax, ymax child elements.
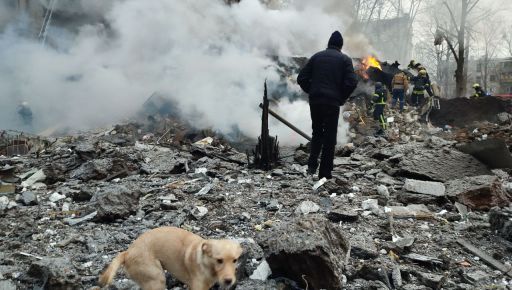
<box><xmin>297</xmin><ymin>31</ymin><xmax>358</xmax><ymax>179</ymax></box>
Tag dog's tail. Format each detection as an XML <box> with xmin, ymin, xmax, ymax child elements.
<box><xmin>98</xmin><ymin>251</ymin><xmax>127</xmax><ymax>287</ymax></box>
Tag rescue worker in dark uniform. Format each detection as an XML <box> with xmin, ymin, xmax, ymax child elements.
<box><xmin>391</xmin><ymin>71</ymin><xmax>409</xmax><ymax>112</ymax></box>
<box><xmin>297</xmin><ymin>30</ymin><xmax>358</xmax><ymax>179</ymax></box>
<box><xmin>471</xmin><ymin>83</ymin><xmax>487</xmax><ymax>99</ymax></box>
<box><xmin>372</xmin><ymin>82</ymin><xmax>388</xmax><ymax>136</ymax></box>
<box><xmin>410</xmin><ymin>70</ymin><xmax>433</xmax><ymax>107</ymax></box>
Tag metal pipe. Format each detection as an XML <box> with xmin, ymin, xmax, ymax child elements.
<box><xmin>259</xmin><ymin>103</ymin><xmax>312</xmax><ymax>141</ymax></box>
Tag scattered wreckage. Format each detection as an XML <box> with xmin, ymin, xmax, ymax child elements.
<box><xmin>1</xmin><ymin>88</ymin><xmax>511</xmax><ymax>290</ymax></box>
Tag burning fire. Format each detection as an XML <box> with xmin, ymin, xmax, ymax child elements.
<box><xmin>356</xmin><ymin>55</ymin><xmax>382</xmax><ymax>80</ymax></box>
<box><xmin>362</xmin><ymin>55</ymin><xmax>382</xmax><ymax>71</ymax></box>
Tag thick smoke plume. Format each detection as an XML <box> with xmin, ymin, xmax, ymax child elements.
<box><xmin>0</xmin><ymin>0</ymin><xmax>372</xmax><ymax>144</ymax></box>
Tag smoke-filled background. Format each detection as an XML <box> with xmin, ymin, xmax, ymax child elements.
<box><xmin>0</xmin><ymin>0</ymin><xmax>375</xmax><ymax>144</ymax></box>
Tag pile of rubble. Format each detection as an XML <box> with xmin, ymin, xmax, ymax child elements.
<box><xmin>1</xmin><ymin>112</ymin><xmax>512</xmax><ymax>290</ymax></box>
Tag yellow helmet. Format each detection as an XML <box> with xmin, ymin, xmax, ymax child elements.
<box><xmin>419</xmin><ymin>69</ymin><xmax>427</xmax><ymax>76</ymax></box>
<box><xmin>473</xmin><ymin>83</ymin><xmax>480</xmax><ymax>88</ymax></box>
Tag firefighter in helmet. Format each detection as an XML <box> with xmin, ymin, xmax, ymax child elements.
<box><xmin>471</xmin><ymin>83</ymin><xmax>487</xmax><ymax>99</ymax></box>
<box><xmin>372</xmin><ymin>82</ymin><xmax>388</xmax><ymax>136</ymax></box>
<box><xmin>410</xmin><ymin>69</ymin><xmax>433</xmax><ymax>107</ymax></box>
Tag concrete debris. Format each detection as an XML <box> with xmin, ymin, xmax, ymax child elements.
<box><xmin>394</xmin><ymin>145</ymin><xmax>491</xmax><ymax>182</ymax></box>
<box><xmin>403</xmin><ymin>253</ymin><xmax>444</xmax><ymax>269</ymax></box>
<box><xmin>457</xmin><ymin>139</ymin><xmax>512</xmax><ymax>169</ymax></box>
<box><xmin>0</xmin><ymin>195</ymin><xmax>10</xmax><ymax>210</ymax></box>
<box><xmin>23</xmin><ymin>257</ymin><xmax>80</xmax><ymax>289</ymax></box>
<box><xmin>256</xmin><ymin>217</ymin><xmax>349</xmax><ymax>289</ymax></box>
<box><xmin>376</xmin><ymin>184</ymin><xmax>389</xmax><ymax>199</ymax></box>
<box><xmin>412</xmin><ymin>271</ymin><xmax>446</xmax><ymax>289</ymax></box>
<box><xmin>21</xmin><ymin>191</ymin><xmax>38</xmax><ymax>206</ymax></box>
<box><xmin>385</xmin><ymin>204</ymin><xmax>433</xmax><ymax>219</ymax></box>
<box><xmin>20</xmin><ymin>169</ymin><xmax>46</xmax><ymax>188</ymax></box>
<box><xmin>64</xmin><ymin>211</ymin><xmax>98</xmax><ymax>226</ymax></box>
<box><xmin>295</xmin><ymin>200</ymin><xmax>320</xmax><ymax>215</ymax></box>
<box><xmin>403</xmin><ymin>179</ymin><xmax>446</xmax><ymax>196</ymax></box>
<box><xmin>49</xmin><ymin>192</ymin><xmax>66</xmax><ymax>203</ymax></box>
<box><xmin>90</xmin><ymin>185</ymin><xmax>140</xmax><ymax>222</ymax></box>
<box><xmin>445</xmin><ymin>175</ymin><xmax>512</xmax><ymax>210</ymax></box>
<box><xmin>249</xmin><ymin>260</ymin><xmax>272</xmax><ymax>281</ymax></box>
<box><xmin>0</xmin><ymin>104</ymin><xmax>511</xmax><ymax>290</ymax></box>
<box><xmin>457</xmin><ymin>238</ymin><xmax>512</xmax><ymax>278</ymax></box>
<box><xmin>191</xmin><ymin>206</ymin><xmax>208</xmax><ymax>220</ymax></box>
<box><xmin>326</xmin><ymin>209</ymin><xmax>359</xmax><ymax>223</ymax></box>
<box><xmin>195</xmin><ymin>183</ymin><xmax>213</xmax><ymax>195</ymax></box>
<box><xmin>505</xmin><ymin>182</ymin><xmax>512</xmax><ymax>194</ymax></box>
<box><xmin>489</xmin><ymin>206</ymin><xmax>512</xmax><ymax>242</ymax></box>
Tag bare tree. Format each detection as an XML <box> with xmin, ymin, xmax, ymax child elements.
<box><xmin>434</xmin><ymin>0</ymin><xmax>481</xmax><ymax>98</ymax></box>
<box><xmin>503</xmin><ymin>26</ymin><xmax>512</xmax><ymax>57</ymax></box>
<box><xmin>476</xmin><ymin>19</ymin><xmax>502</xmax><ymax>92</ymax></box>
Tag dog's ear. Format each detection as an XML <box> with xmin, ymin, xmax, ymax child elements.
<box><xmin>201</xmin><ymin>241</ymin><xmax>212</xmax><ymax>257</ymax></box>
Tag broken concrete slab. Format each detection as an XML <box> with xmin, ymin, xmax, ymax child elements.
<box><xmin>256</xmin><ymin>217</ymin><xmax>349</xmax><ymax>290</ymax></box>
<box><xmin>326</xmin><ymin>209</ymin><xmax>359</xmax><ymax>223</ymax></box>
<box><xmin>397</xmin><ymin>191</ymin><xmax>443</xmax><ymax>205</ymax></box>
<box><xmin>403</xmin><ymin>253</ymin><xmax>444</xmax><ymax>269</ymax></box>
<box><xmin>24</xmin><ymin>257</ymin><xmax>80</xmax><ymax>289</ymax></box>
<box><xmin>385</xmin><ymin>204</ymin><xmax>433</xmax><ymax>219</ymax></box>
<box><xmin>69</xmin><ymin>158</ymin><xmax>114</xmax><ymax>181</ymax></box>
<box><xmin>21</xmin><ymin>191</ymin><xmax>38</xmax><ymax>206</ymax></box>
<box><xmin>489</xmin><ymin>206</ymin><xmax>512</xmax><ymax>242</ymax></box>
<box><xmin>393</xmin><ymin>145</ymin><xmax>491</xmax><ymax>182</ymax></box>
<box><xmin>457</xmin><ymin>139</ymin><xmax>512</xmax><ymax>169</ymax></box>
<box><xmin>404</xmin><ymin>179</ymin><xmax>446</xmax><ymax>196</ymax></box>
<box><xmin>412</xmin><ymin>271</ymin><xmax>446</xmax><ymax>289</ymax></box>
<box><xmin>64</xmin><ymin>211</ymin><xmax>98</xmax><ymax>226</ymax></box>
<box><xmin>445</xmin><ymin>175</ymin><xmax>512</xmax><ymax>210</ymax></box>
<box><xmin>90</xmin><ymin>185</ymin><xmax>140</xmax><ymax>222</ymax></box>
<box><xmin>350</xmin><ymin>235</ymin><xmax>379</xmax><ymax>260</ymax></box>
<box><xmin>20</xmin><ymin>169</ymin><xmax>46</xmax><ymax>188</ymax></box>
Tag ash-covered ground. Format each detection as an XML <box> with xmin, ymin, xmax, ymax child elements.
<box><xmin>1</xmin><ymin>98</ymin><xmax>512</xmax><ymax>290</ymax></box>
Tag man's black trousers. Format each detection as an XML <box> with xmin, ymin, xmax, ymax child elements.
<box><xmin>308</xmin><ymin>104</ymin><xmax>340</xmax><ymax>179</ymax></box>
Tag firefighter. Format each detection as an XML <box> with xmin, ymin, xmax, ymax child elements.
<box><xmin>471</xmin><ymin>83</ymin><xmax>487</xmax><ymax>99</ymax></box>
<box><xmin>372</xmin><ymin>82</ymin><xmax>388</xmax><ymax>136</ymax></box>
<box><xmin>391</xmin><ymin>71</ymin><xmax>409</xmax><ymax>112</ymax></box>
<box><xmin>410</xmin><ymin>70</ymin><xmax>433</xmax><ymax>107</ymax></box>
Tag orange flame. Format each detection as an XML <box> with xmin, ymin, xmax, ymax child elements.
<box><xmin>363</xmin><ymin>56</ymin><xmax>382</xmax><ymax>70</ymax></box>
<box><xmin>356</xmin><ymin>55</ymin><xmax>382</xmax><ymax>80</ymax></box>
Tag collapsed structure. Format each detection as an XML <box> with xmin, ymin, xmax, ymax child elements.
<box><xmin>1</xmin><ymin>71</ymin><xmax>512</xmax><ymax>289</ymax></box>
<box><xmin>1</xmin><ymin>1</ymin><xmax>512</xmax><ymax>290</ymax></box>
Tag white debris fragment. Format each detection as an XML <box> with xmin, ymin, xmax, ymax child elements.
<box><xmin>313</xmin><ymin>177</ymin><xmax>327</xmax><ymax>190</ymax></box>
<box><xmin>193</xmin><ymin>137</ymin><xmax>213</xmax><ymax>146</ymax></box>
<box><xmin>49</xmin><ymin>192</ymin><xmax>66</xmax><ymax>203</ymax></box>
<box><xmin>296</xmin><ymin>200</ymin><xmax>320</xmax><ymax>215</ymax></box>
<box><xmin>376</xmin><ymin>185</ymin><xmax>389</xmax><ymax>198</ymax></box>
<box><xmin>249</xmin><ymin>260</ymin><xmax>272</xmax><ymax>281</ymax></box>
<box><xmin>191</xmin><ymin>206</ymin><xmax>208</xmax><ymax>220</ymax></box>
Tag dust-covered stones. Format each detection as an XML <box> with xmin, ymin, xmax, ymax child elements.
<box><xmin>256</xmin><ymin>216</ymin><xmax>350</xmax><ymax>290</ymax></box>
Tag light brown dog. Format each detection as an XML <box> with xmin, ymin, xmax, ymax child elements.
<box><xmin>98</xmin><ymin>226</ymin><xmax>243</xmax><ymax>290</ymax></box>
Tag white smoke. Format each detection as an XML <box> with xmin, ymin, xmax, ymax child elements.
<box><xmin>0</xmin><ymin>0</ymin><xmax>369</xmax><ymax>145</ymax></box>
